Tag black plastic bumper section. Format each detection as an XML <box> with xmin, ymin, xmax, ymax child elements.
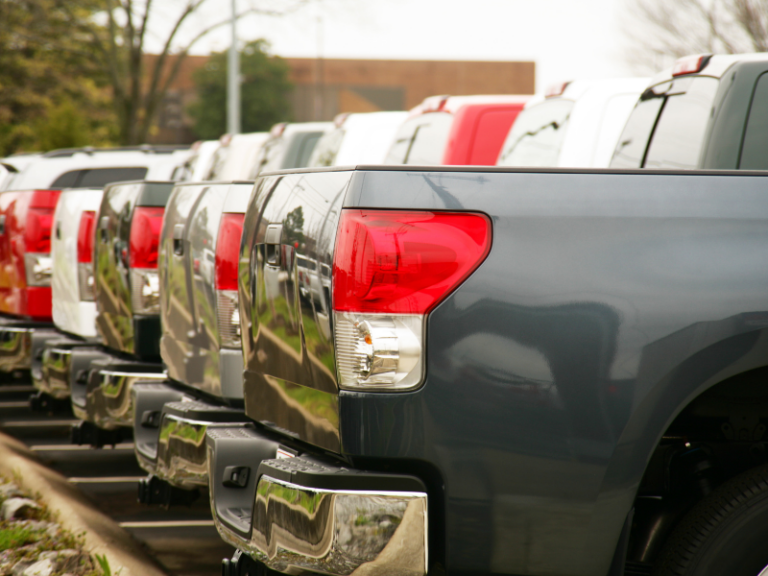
<box><xmin>207</xmin><ymin>427</ymin><xmax>280</xmax><ymax>539</ymax></box>
<box><xmin>133</xmin><ymin>381</ymin><xmax>188</xmax><ymax>466</ymax></box>
<box><xmin>256</xmin><ymin>454</ymin><xmax>427</xmax><ymax>493</ymax></box>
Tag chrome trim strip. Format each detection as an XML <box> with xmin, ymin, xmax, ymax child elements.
<box><xmin>225</xmin><ymin>474</ymin><xmax>428</xmax><ymax>575</ymax></box>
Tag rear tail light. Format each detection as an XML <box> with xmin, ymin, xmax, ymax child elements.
<box><xmin>129</xmin><ymin>207</ymin><xmax>165</xmax><ymax>314</ymax></box>
<box><xmin>333</xmin><ymin>209</ymin><xmax>491</xmax><ymax>391</ymax></box>
<box><xmin>77</xmin><ymin>211</ymin><xmax>96</xmax><ymax>301</ymax></box>
<box><xmin>24</xmin><ymin>206</ymin><xmax>56</xmax><ymax>287</ymax></box>
<box><xmin>216</xmin><ymin>213</ymin><xmax>245</xmax><ymax>348</ymax></box>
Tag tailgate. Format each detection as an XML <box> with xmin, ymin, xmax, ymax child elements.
<box><xmin>52</xmin><ymin>189</ymin><xmax>102</xmax><ymax>337</ymax></box>
<box><xmin>240</xmin><ymin>172</ymin><xmax>350</xmax><ymax>451</ymax></box>
<box><xmin>94</xmin><ymin>181</ymin><xmax>173</xmax><ymax>356</ymax></box>
<box><xmin>159</xmin><ymin>182</ymin><xmax>253</xmax><ymax>397</ymax></box>
<box><xmin>0</xmin><ymin>191</ymin><xmax>29</xmax><ymax>314</ymax></box>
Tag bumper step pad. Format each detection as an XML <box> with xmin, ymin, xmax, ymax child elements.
<box><xmin>207</xmin><ymin>427</ymin><xmax>429</xmax><ymax>576</ymax></box>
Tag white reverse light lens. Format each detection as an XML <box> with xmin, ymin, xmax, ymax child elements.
<box><xmin>334</xmin><ymin>312</ymin><xmax>423</xmax><ymax>391</ymax></box>
<box><xmin>130</xmin><ymin>269</ymin><xmax>160</xmax><ymax>314</ymax></box>
<box><xmin>24</xmin><ymin>253</ymin><xmax>53</xmax><ymax>287</ymax></box>
<box><xmin>217</xmin><ymin>289</ymin><xmax>241</xmax><ymax>348</ymax></box>
<box><xmin>78</xmin><ymin>262</ymin><xmax>94</xmax><ymax>301</ymax></box>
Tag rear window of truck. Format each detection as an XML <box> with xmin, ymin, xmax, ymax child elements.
<box><xmin>385</xmin><ymin>112</ymin><xmax>453</xmax><ymax>165</ymax></box>
<box><xmin>610</xmin><ymin>76</ymin><xmax>719</xmax><ymax>169</ymax></box>
<box><xmin>740</xmin><ymin>72</ymin><xmax>768</xmax><ymax>170</ymax></box>
<box><xmin>50</xmin><ymin>167</ymin><xmax>148</xmax><ymax>188</ymax></box>
<box><xmin>497</xmin><ymin>99</ymin><xmax>574</xmax><ymax>167</ymax></box>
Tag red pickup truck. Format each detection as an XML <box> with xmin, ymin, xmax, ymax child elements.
<box><xmin>384</xmin><ymin>94</ymin><xmax>529</xmax><ymax>166</ymax></box>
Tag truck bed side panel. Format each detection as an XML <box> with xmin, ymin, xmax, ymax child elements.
<box><xmin>159</xmin><ymin>184</ymin><xmax>206</xmax><ymax>384</ymax></box>
<box><xmin>240</xmin><ymin>172</ymin><xmax>349</xmax><ymax>452</ymax></box>
<box><xmin>160</xmin><ymin>182</ymin><xmax>253</xmax><ymax>398</ymax></box>
<box><xmin>337</xmin><ymin>168</ymin><xmax>768</xmax><ymax>574</ymax></box>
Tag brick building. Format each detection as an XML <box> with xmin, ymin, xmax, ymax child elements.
<box><xmin>148</xmin><ymin>55</ymin><xmax>535</xmax><ymax>144</ymax></box>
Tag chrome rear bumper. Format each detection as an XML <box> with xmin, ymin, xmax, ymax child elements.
<box><xmin>0</xmin><ymin>326</ymin><xmax>32</xmax><ymax>372</ymax></box>
<box><xmin>131</xmin><ymin>383</ymin><xmax>247</xmax><ymax>490</ymax></box>
<box><xmin>0</xmin><ymin>319</ymin><xmax>58</xmax><ymax>374</ymax></box>
<box><xmin>74</xmin><ymin>358</ymin><xmax>165</xmax><ymax>428</ymax></box>
<box><xmin>36</xmin><ymin>339</ymin><xmax>107</xmax><ymax>400</ymax></box>
<box><xmin>207</xmin><ymin>428</ymin><xmax>428</xmax><ymax>576</ymax></box>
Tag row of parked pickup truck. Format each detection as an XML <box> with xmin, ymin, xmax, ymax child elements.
<box><xmin>1</xmin><ymin>51</ymin><xmax>768</xmax><ymax>576</ymax></box>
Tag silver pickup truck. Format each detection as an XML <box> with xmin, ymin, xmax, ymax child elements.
<box><xmin>131</xmin><ymin>181</ymin><xmax>255</xmax><ymax>504</ymax></box>
<box><xmin>67</xmin><ymin>180</ymin><xmax>176</xmax><ymax>447</ymax></box>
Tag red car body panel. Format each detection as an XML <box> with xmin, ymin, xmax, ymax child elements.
<box><xmin>0</xmin><ymin>189</ymin><xmax>61</xmax><ymax>321</ymax></box>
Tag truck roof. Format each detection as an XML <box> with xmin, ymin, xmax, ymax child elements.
<box><xmin>4</xmin><ymin>148</ymin><xmax>191</xmax><ymax>191</ymax></box>
<box><xmin>650</xmin><ymin>51</ymin><xmax>768</xmax><ymax>84</ymax></box>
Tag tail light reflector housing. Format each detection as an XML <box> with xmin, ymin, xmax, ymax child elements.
<box><xmin>77</xmin><ymin>210</ymin><xmax>96</xmax><ymax>301</ymax></box>
<box><xmin>333</xmin><ymin>209</ymin><xmax>491</xmax><ymax>390</ymax></box>
<box><xmin>129</xmin><ymin>206</ymin><xmax>165</xmax><ymax>314</ymax></box>
<box><xmin>672</xmin><ymin>54</ymin><xmax>712</xmax><ymax>77</ymax></box>
<box><xmin>24</xmin><ymin>203</ymin><xmax>59</xmax><ymax>287</ymax></box>
<box><xmin>216</xmin><ymin>213</ymin><xmax>245</xmax><ymax>348</ymax></box>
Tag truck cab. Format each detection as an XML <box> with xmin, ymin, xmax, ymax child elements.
<box><xmin>496</xmin><ymin>77</ymin><xmax>649</xmax><ymax>167</ymax></box>
<box><xmin>308</xmin><ymin>111</ymin><xmax>408</xmax><ymax>167</ymax></box>
<box><xmin>610</xmin><ymin>53</ymin><xmax>768</xmax><ymax>170</ymax></box>
<box><xmin>384</xmin><ymin>94</ymin><xmax>529</xmax><ymax>165</ymax></box>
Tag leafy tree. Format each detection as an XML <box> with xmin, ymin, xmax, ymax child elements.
<box><xmin>188</xmin><ymin>40</ymin><xmax>292</xmax><ymax>140</ymax></box>
<box><xmin>625</xmin><ymin>0</ymin><xmax>768</xmax><ymax>71</ymax></box>
<box><xmin>0</xmin><ymin>0</ymin><xmax>117</xmax><ymax>155</ymax></box>
<box><xmin>43</xmin><ymin>0</ymin><xmax>311</xmax><ymax>146</ymax></box>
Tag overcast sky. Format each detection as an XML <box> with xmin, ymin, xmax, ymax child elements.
<box><xmin>160</xmin><ymin>0</ymin><xmax>649</xmax><ymax>94</ymax></box>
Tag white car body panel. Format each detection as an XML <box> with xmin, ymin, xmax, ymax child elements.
<box><xmin>51</xmin><ymin>189</ymin><xmax>103</xmax><ymax>339</ymax></box>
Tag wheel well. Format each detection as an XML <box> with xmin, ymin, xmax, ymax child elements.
<box><xmin>625</xmin><ymin>365</ymin><xmax>768</xmax><ymax>572</ymax></box>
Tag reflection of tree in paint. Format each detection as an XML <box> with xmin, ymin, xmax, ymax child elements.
<box><xmin>283</xmin><ymin>206</ymin><xmax>305</xmax><ymax>248</ymax></box>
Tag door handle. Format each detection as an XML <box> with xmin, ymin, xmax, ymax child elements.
<box><xmin>99</xmin><ymin>216</ymin><xmax>109</xmax><ymax>243</ymax></box>
<box><xmin>265</xmin><ymin>224</ymin><xmax>282</xmax><ymax>266</ymax></box>
<box><xmin>173</xmin><ymin>224</ymin><xmax>185</xmax><ymax>255</ymax></box>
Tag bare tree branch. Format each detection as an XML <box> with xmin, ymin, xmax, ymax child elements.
<box><xmin>623</xmin><ymin>0</ymin><xmax>768</xmax><ymax>72</ymax></box>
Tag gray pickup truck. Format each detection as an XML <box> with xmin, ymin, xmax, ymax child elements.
<box><xmin>204</xmin><ymin>163</ymin><xmax>768</xmax><ymax>576</ymax></box>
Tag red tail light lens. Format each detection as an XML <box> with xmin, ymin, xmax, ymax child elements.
<box><xmin>333</xmin><ymin>210</ymin><xmax>491</xmax><ymax>314</ymax></box>
<box><xmin>215</xmin><ymin>213</ymin><xmax>245</xmax><ymax>291</ymax></box>
<box><xmin>129</xmin><ymin>207</ymin><xmax>165</xmax><ymax>269</ymax></box>
<box><xmin>77</xmin><ymin>211</ymin><xmax>96</xmax><ymax>264</ymax></box>
<box><xmin>25</xmin><ymin>207</ymin><xmax>56</xmax><ymax>253</ymax></box>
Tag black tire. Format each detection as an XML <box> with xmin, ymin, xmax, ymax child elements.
<box><xmin>654</xmin><ymin>464</ymin><xmax>768</xmax><ymax>576</ymax></box>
